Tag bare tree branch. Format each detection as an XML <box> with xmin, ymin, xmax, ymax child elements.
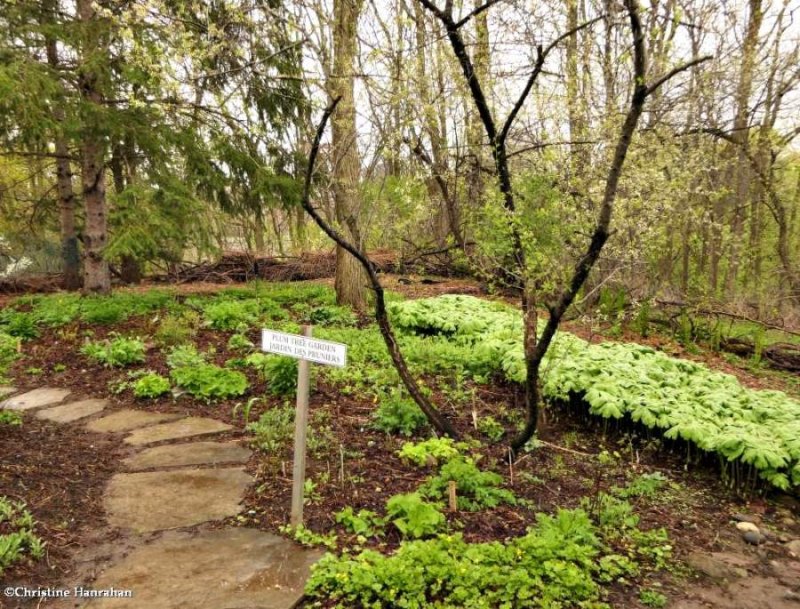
<box><xmin>300</xmin><ymin>98</ymin><xmax>459</xmax><ymax>439</ymax></box>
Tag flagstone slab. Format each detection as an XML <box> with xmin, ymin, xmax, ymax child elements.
<box><xmin>86</xmin><ymin>409</ymin><xmax>182</xmax><ymax>433</ymax></box>
<box><xmin>0</xmin><ymin>387</ymin><xmax>71</xmax><ymax>411</ymax></box>
<box><xmin>123</xmin><ymin>441</ymin><xmax>251</xmax><ymax>471</ymax></box>
<box><xmin>36</xmin><ymin>398</ymin><xmax>107</xmax><ymax>423</ymax></box>
<box><xmin>0</xmin><ymin>386</ymin><xmax>16</xmax><ymax>399</ymax></box>
<box><xmin>78</xmin><ymin>528</ymin><xmax>322</xmax><ymax>609</ymax></box>
<box><xmin>123</xmin><ymin>417</ymin><xmax>232</xmax><ymax>446</ymax></box>
<box><xmin>104</xmin><ymin>467</ymin><xmax>251</xmax><ymax>532</ymax></box>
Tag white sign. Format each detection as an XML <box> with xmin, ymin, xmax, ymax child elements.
<box><xmin>261</xmin><ymin>329</ymin><xmax>347</xmax><ymax>368</ymax></box>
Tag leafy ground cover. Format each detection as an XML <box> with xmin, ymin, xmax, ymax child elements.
<box><xmin>1</xmin><ymin>280</ymin><xmax>799</xmax><ymax>607</ymax></box>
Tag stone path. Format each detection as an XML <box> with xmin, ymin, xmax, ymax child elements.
<box><xmin>0</xmin><ymin>387</ymin><xmax>321</xmax><ymax>609</ymax></box>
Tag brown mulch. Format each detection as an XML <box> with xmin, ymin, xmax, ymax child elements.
<box><xmin>0</xmin><ymin>414</ymin><xmax>125</xmax><ymax>592</ymax></box>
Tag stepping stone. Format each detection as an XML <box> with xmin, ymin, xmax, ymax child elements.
<box><xmin>0</xmin><ymin>387</ymin><xmax>71</xmax><ymax>411</ymax></box>
<box><xmin>0</xmin><ymin>386</ymin><xmax>16</xmax><ymax>399</ymax></box>
<box><xmin>124</xmin><ymin>417</ymin><xmax>232</xmax><ymax>446</ymax></box>
<box><xmin>36</xmin><ymin>398</ymin><xmax>107</xmax><ymax>423</ymax></box>
<box><xmin>86</xmin><ymin>409</ymin><xmax>181</xmax><ymax>433</ymax></box>
<box><xmin>78</xmin><ymin>528</ymin><xmax>322</xmax><ymax>609</ymax></box>
<box><xmin>124</xmin><ymin>441</ymin><xmax>251</xmax><ymax>471</ymax></box>
<box><xmin>104</xmin><ymin>467</ymin><xmax>252</xmax><ymax>532</ymax></box>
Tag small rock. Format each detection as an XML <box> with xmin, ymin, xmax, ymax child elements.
<box><xmin>743</xmin><ymin>530</ymin><xmax>767</xmax><ymax>545</ymax></box>
<box><xmin>779</xmin><ymin>534</ymin><xmax>791</xmax><ymax>543</ymax></box>
<box><xmin>781</xmin><ymin>517</ymin><xmax>797</xmax><ymax>528</ymax></box>
<box><xmin>737</xmin><ymin>521</ymin><xmax>761</xmax><ymax>534</ymax></box>
<box><xmin>733</xmin><ymin>513</ymin><xmax>761</xmax><ymax>524</ymax></box>
<box><xmin>784</xmin><ymin>591</ymin><xmax>800</xmax><ymax>602</ymax></box>
<box><xmin>687</xmin><ymin>552</ymin><xmax>749</xmax><ymax>580</ymax></box>
<box><xmin>787</xmin><ymin>539</ymin><xmax>800</xmax><ymax>556</ymax></box>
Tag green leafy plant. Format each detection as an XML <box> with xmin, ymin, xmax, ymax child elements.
<box><xmin>0</xmin><ymin>497</ymin><xmax>45</xmax><ymax>576</ymax></box>
<box><xmin>477</xmin><ymin>415</ymin><xmax>505</xmax><ymax>441</ymax></box>
<box><xmin>0</xmin><ymin>410</ymin><xmax>23</xmax><ymax>427</ymax></box>
<box><xmin>227</xmin><ymin>333</ymin><xmax>254</xmax><ymax>352</ymax></box>
<box><xmin>397</xmin><ymin>437</ymin><xmax>468</xmax><ymax>467</ymax></box>
<box><xmin>155</xmin><ymin>311</ymin><xmax>199</xmax><ymax>346</ymax></box>
<box><xmin>335</xmin><ymin>507</ymin><xmax>384</xmax><ymax>538</ymax></box>
<box><xmin>0</xmin><ymin>310</ymin><xmax>38</xmax><ymax>339</ymax></box>
<box><xmin>81</xmin><ymin>336</ymin><xmax>146</xmax><ymax>367</ymax></box>
<box><xmin>246</xmin><ymin>354</ymin><xmax>299</xmax><ymax>396</ymax></box>
<box><xmin>133</xmin><ymin>373</ymin><xmax>171</xmax><ymax>399</ymax></box>
<box><xmin>385</xmin><ymin>492</ymin><xmax>445</xmax><ymax>539</ymax></box>
<box><xmin>171</xmin><ymin>364</ymin><xmax>249</xmax><ymax>401</ymax></box>
<box><xmin>639</xmin><ymin>588</ymin><xmax>668</xmax><ymax>608</ymax></box>
<box><xmin>306</xmin><ymin>508</ymin><xmax>607</xmax><ymax>608</ymax></box>
<box><xmin>280</xmin><ymin>524</ymin><xmax>338</xmax><ymax>550</ymax></box>
<box><xmin>371</xmin><ymin>389</ymin><xmax>428</xmax><ymax>436</ymax></box>
<box><xmin>421</xmin><ymin>457</ymin><xmax>516</xmax><ymax>512</ymax></box>
<box><xmin>247</xmin><ymin>404</ymin><xmax>294</xmax><ymax>452</ymax></box>
<box><xmin>166</xmin><ymin>343</ymin><xmax>206</xmax><ymax>369</ymax></box>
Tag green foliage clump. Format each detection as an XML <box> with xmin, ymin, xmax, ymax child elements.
<box><xmin>335</xmin><ymin>507</ymin><xmax>384</xmax><ymax>538</ymax></box>
<box><xmin>227</xmin><ymin>333</ymin><xmax>254</xmax><ymax>352</ymax></box>
<box><xmin>202</xmin><ymin>299</ymin><xmax>261</xmax><ymax>330</ymax></box>
<box><xmin>639</xmin><ymin>589</ymin><xmax>668</xmax><ymax>608</ymax></box>
<box><xmin>155</xmin><ymin>311</ymin><xmax>199</xmax><ymax>346</ymax></box>
<box><xmin>166</xmin><ymin>344</ymin><xmax>206</xmax><ymax>369</ymax></box>
<box><xmin>0</xmin><ymin>331</ymin><xmax>20</xmax><ymax>379</ymax></box>
<box><xmin>79</xmin><ymin>299</ymin><xmax>129</xmax><ymax>325</ymax></box>
<box><xmin>385</xmin><ymin>492</ymin><xmax>445</xmax><ymax>539</ymax></box>
<box><xmin>200</xmin><ymin>296</ymin><xmax>286</xmax><ymax>330</ymax></box>
<box><xmin>0</xmin><ymin>310</ymin><xmax>38</xmax><ymax>339</ymax></box>
<box><xmin>81</xmin><ymin>336</ymin><xmax>146</xmax><ymax>367</ymax></box>
<box><xmin>0</xmin><ymin>497</ymin><xmax>45</xmax><ymax>576</ymax></box>
<box><xmin>421</xmin><ymin>457</ymin><xmax>516</xmax><ymax>512</ymax></box>
<box><xmin>171</xmin><ymin>364</ymin><xmax>249</xmax><ymax>401</ymax></box>
<box><xmin>371</xmin><ymin>389</ymin><xmax>428</xmax><ymax>436</ymax></box>
<box><xmin>247</xmin><ymin>404</ymin><xmax>294</xmax><ymax>452</ymax></box>
<box><xmin>613</xmin><ymin>473</ymin><xmax>668</xmax><ymax>499</ymax></box>
<box><xmin>246</xmin><ymin>354</ymin><xmax>298</xmax><ymax>396</ymax></box>
<box><xmin>280</xmin><ymin>524</ymin><xmax>338</xmax><ymax>550</ymax></box>
<box><xmin>294</xmin><ymin>303</ymin><xmax>357</xmax><ymax>326</ymax></box>
<box><xmin>397</xmin><ymin>438</ymin><xmax>467</xmax><ymax>467</ymax></box>
<box><xmin>477</xmin><ymin>415</ymin><xmax>505</xmax><ymax>441</ymax></box>
<box><xmin>0</xmin><ymin>410</ymin><xmax>23</xmax><ymax>427</ymax></box>
<box><xmin>133</xmin><ymin>373</ymin><xmax>171</xmax><ymax>399</ymax></box>
<box><xmin>389</xmin><ymin>295</ymin><xmax>800</xmax><ymax>491</ymax></box>
<box><xmin>306</xmin><ymin>508</ymin><xmax>611</xmax><ymax>609</ymax></box>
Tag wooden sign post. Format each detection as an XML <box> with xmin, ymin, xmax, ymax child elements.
<box><xmin>262</xmin><ymin>326</ymin><xmax>347</xmax><ymax>527</ymax></box>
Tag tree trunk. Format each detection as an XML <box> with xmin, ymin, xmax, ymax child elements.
<box><xmin>77</xmin><ymin>0</ymin><xmax>110</xmax><ymax>294</ymax></box>
<box><xmin>43</xmin><ymin>0</ymin><xmax>81</xmax><ymax>290</ymax></box>
<box><xmin>331</xmin><ymin>0</ymin><xmax>368</xmax><ymax>311</ymax></box>
<box><xmin>724</xmin><ymin>0</ymin><xmax>762</xmax><ymax>297</ymax></box>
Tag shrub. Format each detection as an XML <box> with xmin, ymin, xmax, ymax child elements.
<box><xmin>81</xmin><ymin>336</ymin><xmax>146</xmax><ymax>367</ymax></box>
<box><xmin>0</xmin><ymin>410</ymin><xmax>23</xmax><ymax>427</ymax></box>
<box><xmin>397</xmin><ymin>438</ymin><xmax>468</xmax><ymax>467</ymax></box>
<box><xmin>420</xmin><ymin>457</ymin><xmax>516</xmax><ymax>511</ymax></box>
<box><xmin>247</xmin><ymin>404</ymin><xmax>294</xmax><ymax>452</ymax></box>
<box><xmin>0</xmin><ymin>497</ymin><xmax>45</xmax><ymax>576</ymax></box>
<box><xmin>166</xmin><ymin>344</ymin><xmax>206</xmax><ymax>369</ymax></box>
<box><xmin>371</xmin><ymin>389</ymin><xmax>428</xmax><ymax>436</ymax></box>
<box><xmin>133</xmin><ymin>373</ymin><xmax>171</xmax><ymax>399</ymax></box>
<box><xmin>300</xmin><ymin>304</ymin><xmax>357</xmax><ymax>326</ymax></box>
<box><xmin>171</xmin><ymin>364</ymin><xmax>249</xmax><ymax>401</ymax></box>
<box><xmin>385</xmin><ymin>492</ymin><xmax>445</xmax><ymax>539</ymax></box>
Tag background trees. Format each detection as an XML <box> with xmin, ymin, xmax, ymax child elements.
<box><xmin>0</xmin><ymin>0</ymin><xmax>797</xmax><ymax>321</ymax></box>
